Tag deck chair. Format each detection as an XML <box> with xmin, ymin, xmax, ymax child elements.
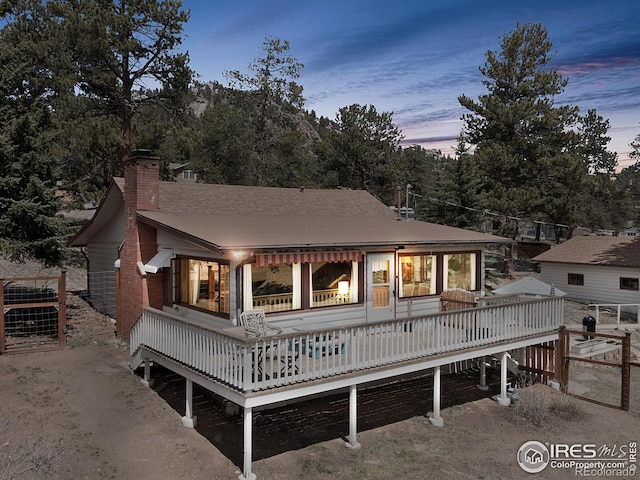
<box><xmin>238</xmin><ymin>309</ymin><xmax>298</xmax><ymax>375</ymax></box>
<box><xmin>239</xmin><ymin>309</ymin><xmax>282</xmax><ymax>337</ymax></box>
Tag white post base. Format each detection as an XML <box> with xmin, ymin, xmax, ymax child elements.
<box><xmin>140</xmin><ymin>378</ymin><xmax>155</xmax><ymax>388</ymax></box>
<box><xmin>238</xmin><ymin>474</ymin><xmax>256</xmax><ymax>480</ymax></box>
<box><xmin>477</xmin><ymin>384</ymin><xmax>489</xmax><ymax>391</ymax></box>
<box><xmin>495</xmin><ymin>396</ymin><xmax>511</xmax><ymax>407</ymax></box>
<box><xmin>429</xmin><ymin>416</ymin><xmax>444</xmax><ymax>427</ymax></box>
<box><xmin>181</xmin><ymin>415</ymin><xmax>197</xmax><ymax>428</ymax></box>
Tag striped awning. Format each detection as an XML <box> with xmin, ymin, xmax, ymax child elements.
<box><xmin>255</xmin><ymin>250</ymin><xmax>363</xmax><ymax>267</ymax></box>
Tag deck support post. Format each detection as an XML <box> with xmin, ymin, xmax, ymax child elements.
<box><xmin>497</xmin><ymin>351</ymin><xmax>511</xmax><ymax>406</ymax></box>
<box><xmin>429</xmin><ymin>366</ymin><xmax>444</xmax><ymax>427</ymax></box>
<box><xmin>240</xmin><ymin>407</ymin><xmax>256</xmax><ymax>480</ymax></box>
<box><xmin>478</xmin><ymin>356</ymin><xmax>489</xmax><ymax>391</ymax></box>
<box><xmin>345</xmin><ymin>384</ymin><xmax>361</xmax><ymax>449</ymax></box>
<box><xmin>141</xmin><ymin>357</ymin><xmax>154</xmax><ymax>387</ymax></box>
<box><xmin>181</xmin><ymin>378</ymin><xmax>197</xmax><ymax>428</ymax></box>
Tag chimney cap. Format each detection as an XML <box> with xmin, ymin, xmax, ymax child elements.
<box><xmin>130</xmin><ymin>148</ymin><xmax>154</xmax><ymax>157</ymax></box>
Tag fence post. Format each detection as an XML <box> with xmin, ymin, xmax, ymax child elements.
<box><xmin>556</xmin><ymin>326</ymin><xmax>568</xmax><ymax>392</ymax></box>
<box><xmin>58</xmin><ymin>269</ymin><xmax>67</xmax><ymax>348</ymax></box>
<box><xmin>0</xmin><ymin>278</ymin><xmax>4</xmax><ymax>353</ymax></box>
<box><xmin>621</xmin><ymin>332</ymin><xmax>631</xmax><ymax>411</ymax></box>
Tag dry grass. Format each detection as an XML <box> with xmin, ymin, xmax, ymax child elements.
<box><xmin>0</xmin><ymin>437</ymin><xmax>61</xmax><ymax>480</ymax></box>
<box><xmin>513</xmin><ymin>384</ymin><xmax>549</xmax><ymax>426</ymax></box>
<box><xmin>512</xmin><ymin>384</ymin><xmax>584</xmax><ymax>427</ymax></box>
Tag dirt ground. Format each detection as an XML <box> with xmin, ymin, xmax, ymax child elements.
<box><xmin>1</xmin><ymin>261</ymin><xmax>639</xmax><ymax>480</ymax></box>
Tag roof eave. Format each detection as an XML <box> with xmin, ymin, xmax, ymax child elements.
<box><xmin>67</xmin><ymin>179</ymin><xmax>125</xmax><ymax>247</ymax></box>
<box><xmin>137</xmin><ymin>215</ymin><xmax>223</xmax><ymax>254</ymax></box>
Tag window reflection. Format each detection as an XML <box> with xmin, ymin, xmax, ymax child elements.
<box><xmin>178</xmin><ymin>259</ymin><xmax>229</xmax><ymax>314</ymax></box>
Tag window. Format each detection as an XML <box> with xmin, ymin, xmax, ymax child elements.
<box><xmin>177</xmin><ymin>258</ymin><xmax>229</xmax><ymax>315</ymax></box>
<box><xmin>311</xmin><ymin>261</ymin><xmax>358</xmax><ymax>307</ymax></box>
<box><xmin>246</xmin><ymin>263</ymin><xmax>299</xmax><ymax>313</ymax></box>
<box><xmin>568</xmin><ymin>273</ymin><xmax>584</xmax><ymax>286</ymax></box>
<box><xmin>620</xmin><ymin>277</ymin><xmax>639</xmax><ymax>291</ymax></box>
<box><xmin>399</xmin><ymin>254</ymin><xmax>436</xmax><ymax>297</ymax></box>
<box><xmin>399</xmin><ymin>251</ymin><xmax>479</xmax><ymax>298</ymax></box>
<box><xmin>244</xmin><ymin>260</ymin><xmax>362</xmax><ymax>313</ymax></box>
<box><xmin>444</xmin><ymin>253</ymin><xmax>477</xmax><ymax>291</ymax></box>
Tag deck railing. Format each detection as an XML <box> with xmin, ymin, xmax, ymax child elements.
<box><xmin>252</xmin><ymin>289</ymin><xmax>347</xmax><ymax>312</ymax></box>
<box><xmin>130</xmin><ymin>296</ymin><xmax>563</xmax><ymax>394</ymax></box>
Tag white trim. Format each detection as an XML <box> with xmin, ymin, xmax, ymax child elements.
<box><xmin>144</xmin><ymin>248</ymin><xmax>174</xmax><ymax>274</ymax></box>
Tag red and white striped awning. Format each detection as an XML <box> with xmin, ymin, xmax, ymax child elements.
<box><xmin>255</xmin><ymin>250</ymin><xmax>362</xmax><ymax>267</ymax></box>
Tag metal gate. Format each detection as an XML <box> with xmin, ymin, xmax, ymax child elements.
<box><xmin>1</xmin><ymin>271</ymin><xmax>67</xmax><ymax>354</ymax></box>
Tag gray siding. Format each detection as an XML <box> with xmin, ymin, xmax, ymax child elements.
<box><xmin>540</xmin><ymin>262</ymin><xmax>640</xmax><ymax>311</ymax></box>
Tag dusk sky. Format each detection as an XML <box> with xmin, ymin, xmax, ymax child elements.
<box><xmin>180</xmin><ymin>0</ymin><xmax>640</xmax><ymax>167</ymax></box>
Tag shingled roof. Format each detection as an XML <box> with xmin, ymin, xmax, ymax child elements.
<box><xmin>70</xmin><ymin>178</ymin><xmax>510</xmax><ymax>251</ymax></box>
<box><xmin>533</xmin><ymin>235</ymin><xmax>640</xmax><ymax>268</ymax></box>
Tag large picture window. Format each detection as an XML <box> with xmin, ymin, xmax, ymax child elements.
<box><xmin>244</xmin><ymin>260</ymin><xmax>361</xmax><ymax>313</ymax></box>
<box><xmin>399</xmin><ymin>251</ymin><xmax>479</xmax><ymax>298</ymax></box>
<box><xmin>247</xmin><ymin>263</ymin><xmax>299</xmax><ymax>313</ymax></box>
<box><xmin>311</xmin><ymin>261</ymin><xmax>358</xmax><ymax>307</ymax></box>
<box><xmin>399</xmin><ymin>254</ymin><xmax>436</xmax><ymax>297</ymax></box>
<box><xmin>444</xmin><ymin>253</ymin><xmax>477</xmax><ymax>291</ymax></box>
<box><xmin>177</xmin><ymin>258</ymin><xmax>229</xmax><ymax>315</ymax></box>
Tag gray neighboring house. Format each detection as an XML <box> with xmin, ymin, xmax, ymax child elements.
<box><xmin>533</xmin><ymin>235</ymin><xmax>640</xmax><ymax>313</ymax></box>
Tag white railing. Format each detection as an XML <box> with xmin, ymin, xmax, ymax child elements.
<box><xmin>252</xmin><ymin>289</ymin><xmax>345</xmax><ymax>312</ymax></box>
<box><xmin>588</xmin><ymin>303</ymin><xmax>640</xmax><ymax>326</ymax></box>
<box><xmin>130</xmin><ymin>297</ymin><xmax>563</xmax><ymax>394</ymax></box>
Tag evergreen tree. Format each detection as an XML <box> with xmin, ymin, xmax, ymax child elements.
<box><xmin>425</xmin><ymin>140</ymin><xmax>485</xmax><ymax>228</ymax></box>
<box><xmin>323</xmin><ymin>104</ymin><xmax>403</xmax><ymax>204</ymax></box>
<box><xmin>0</xmin><ymin>0</ymin><xmax>66</xmax><ymax>265</ymax></box>
<box><xmin>70</xmin><ymin>0</ymin><xmax>192</xmax><ymax>173</ymax></box>
<box><xmin>222</xmin><ymin>37</ymin><xmax>313</xmax><ymax>187</ymax></box>
<box><xmin>459</xmin><ymin>23</ymin><xmax>589</xmax><ymax>237</ymax></box>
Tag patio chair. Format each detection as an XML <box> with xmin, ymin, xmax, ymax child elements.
<box><xmin>239</xmin><ymin>309</ymin><xmax>282</xmax><ymax>337</ymax></box>
<box><xmin>238</xmin><ymin>309</ymin><xmax>298</xmax><ymax>375</ymax></box>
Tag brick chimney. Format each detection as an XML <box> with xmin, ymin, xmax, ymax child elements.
<box><xmin>117</xmin><ymin>150</ymin><xmax>164</xmax><ymax>339</ymax></box>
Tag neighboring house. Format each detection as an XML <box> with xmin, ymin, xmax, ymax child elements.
<box><xmin>68</xmin><ymin>151</ymin><xmax>563</xmax><ymax>480</ymax></box>
<box><xmin>168</xmin><ymin>162</ymin><xmax>198</xmax><ymax>182</ymax></box>
<box><xmin>534</xmin><ymin>235</ymin><xmax>640</xmax><ymax>314</ymax></box>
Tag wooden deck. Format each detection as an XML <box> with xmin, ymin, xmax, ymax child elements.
<box><xmin>131</xmin><ymin>296</ymin><xmax>563</xmax><ymax>404</ymax></box>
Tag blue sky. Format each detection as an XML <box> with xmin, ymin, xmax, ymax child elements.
<box><xmin>180</xmin><ymin>0</ymin><xmax>640</xmax><ymax>167</ymax></box>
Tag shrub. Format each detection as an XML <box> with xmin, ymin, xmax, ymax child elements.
<box><xmin>513</xmin><ymin>384</ymin><xmax>548</xmax><ymax>426</ymax></box>
<box><xmin>549</xmin><ymin>393</ymin><xmax>584</xmax><ymax>421</ymax></box>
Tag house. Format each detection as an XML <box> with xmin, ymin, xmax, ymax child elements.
<box><xmin>168</xmin><ymin>162</ymin><xmax>198</xmax><ymax>183</ymax></box>
<box><xmin>534</xmin><ymin>235</ymin><xmax>640</xmax><ymax>316</ymax></box>
<box><xmin>69</xmin><ymin>151</ymin><xmax>563</xmax><ymax>480</ymax></box>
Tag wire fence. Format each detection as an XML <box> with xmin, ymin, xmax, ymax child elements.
<box><xmin>83</xmin><ymin>271</ymin><xmax>117</xmax><ymax>319</ymax></box>
<box><xmin>1</xmin><ymin>273</ymin><xmax>66</xmax><ymax>354</ymax></box>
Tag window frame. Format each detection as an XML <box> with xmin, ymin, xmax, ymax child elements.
<box><xmin>172</xmin><ymin>256</ymin><xmax>231</xmax><ymax>318</ymax></box>
<box><xmin>244</xmin><ymin>260</ymin><xmax>364</xmax><ymax>314</ymax></box>
<box><xmin>567</xmin><ymin>273</ymin><xmax>584</xmax><ymax>286</ymax></box>
<box><xmin>620</xmin><ymin>277</ymin><xmax>639</xmax><ymax>291</ymax></box>
<box><xmin>309</xmin><ymin>260</ymin><xmax>360</xmax><ymax>309</ymax></box>
<box><xmin>398</xmin><ymin>250</ymin><xmax>481</xmax><ymax>300</ymax></box>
